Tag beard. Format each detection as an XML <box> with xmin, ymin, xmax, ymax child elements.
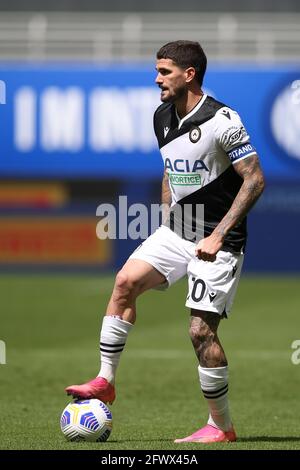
<box><xmin>160</xmin><ymin>84</ymin><xmax>186</xmax><ymax>103</ymax></box>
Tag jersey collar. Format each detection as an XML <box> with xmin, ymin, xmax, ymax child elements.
<box><xmin>176</xmin><ymin>94</ymin><xmax>207</xmax><ymax>129</ymax></box>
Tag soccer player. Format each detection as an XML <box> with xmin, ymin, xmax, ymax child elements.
<box><xmin>66</xmin><ymin>40</ymin><xmax>265</xmax><ymax>443</ymax></box>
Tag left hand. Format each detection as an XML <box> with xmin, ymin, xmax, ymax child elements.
<box><xmin>195</xmin><ymin>233</ymin><xmax>224</xmax><ymax>262</ymax></box>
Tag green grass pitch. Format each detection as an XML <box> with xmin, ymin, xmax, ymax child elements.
<box><xmin>1</xmin><ymin>274</ymin><xmax>300</xmax><ymax>450</ymax></box>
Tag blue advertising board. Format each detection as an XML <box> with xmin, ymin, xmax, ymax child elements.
<box><xmin>0</xmin><ymin>64</ymin><xmax>299</xmax><ymax>180</ymax></box>
<box><xmin>0</xmin><ymin>63</ymin><xmax>299</xmax><ymax>273</ymax></box>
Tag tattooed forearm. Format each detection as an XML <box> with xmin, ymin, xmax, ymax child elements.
<box><xmin>214</xmin><ymin>155</ymin><xmax>265</xmax><ymax>240</ymax></box>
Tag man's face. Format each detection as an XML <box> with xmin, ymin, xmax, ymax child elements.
<box><xmin>155</xmin><ymin>58</ymin><xmax>188</xmax><ymax>103</ymax></box>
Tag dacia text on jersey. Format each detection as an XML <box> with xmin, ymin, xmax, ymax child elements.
<box><xmin>164</xmin><ymin>158</ymin><xmax>209</xmax><ymax>172</ymax></box>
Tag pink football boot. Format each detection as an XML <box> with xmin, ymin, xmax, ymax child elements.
<box><xmin>65</xmin><ymin>377</ymin><xmax>115</xmax><ymax>404</ymax></box>
<box><xmin>174</xmin><ymin>424</ymin><xmax>237</xmax><ymax>444</ymax></box>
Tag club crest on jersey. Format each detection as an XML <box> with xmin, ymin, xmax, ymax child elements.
<box><xmin>189</xmin><ymin>126</ymin><xmax>201</xmax><ymax>143</ymax></box>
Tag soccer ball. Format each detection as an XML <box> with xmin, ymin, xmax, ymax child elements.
<box><xmin>60</xmin><ymin>399</ymin><xmax>112</xmax><ymax>442</ymax></box>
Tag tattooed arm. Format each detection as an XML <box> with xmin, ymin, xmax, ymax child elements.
<box><xmin>195</xmin><ymin>154</ymin><xmax>265</xmax><ymax>261</ymax></box>
<box><xmin>161</xmin><ymin>170</ymin><xmax>172</xmax><ymax>222</ymax></box>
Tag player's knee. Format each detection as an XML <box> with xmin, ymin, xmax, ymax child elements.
<box><xmin>114</xmin><ymin>270</ymin><xmax>141</xmax><ymax>299</ymax></box>
<box><xmin>115</xmin><ymin>271</ymin><xmax>129</xmax><ymax>289</ymax></box>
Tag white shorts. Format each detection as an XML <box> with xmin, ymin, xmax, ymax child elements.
<box><xmin>129</xmin><ymin>225</ymin><xmax>244</xmax><ymax>316</ymax></box>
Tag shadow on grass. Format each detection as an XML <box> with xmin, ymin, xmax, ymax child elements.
<box><xmin>107</xmin><ymin>436</ymin><xmax>300</xmax><ymax>444</ymax></box>
<box><xmin>238</xmin><ymin>436</ymin><xmax>300</xmax><ymax>443</ymax></box>
<box><xmin>106</xmin><ymin>439</ymin><xmax>173</xmax><ymax>444</ymax></box>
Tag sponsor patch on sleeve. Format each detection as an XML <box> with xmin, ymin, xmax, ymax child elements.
<box><xmin>227</xmin><ymin>143</ymin><xmax>256</xmax><ymax>163</ymax></box>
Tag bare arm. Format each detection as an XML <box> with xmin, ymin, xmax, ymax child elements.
<box><xmin>161</xmin><ymin>170</ymin><xmax>172</xmax><ymax>222</ymax></box>
<box><xmin>195</xmin><ymin>154</ymin><xmax>265</xmax><ymax>261</ymax></box>
<box><xmin>214</xmin><ymin>155</ymin><xmax>265</xmax><ymax>239</ymax></box>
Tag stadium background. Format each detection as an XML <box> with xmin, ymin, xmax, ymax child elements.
<box><xmin>0</xmin><ymin>0</ymin><xmax>300</xmax><ymax>451</ymax></box>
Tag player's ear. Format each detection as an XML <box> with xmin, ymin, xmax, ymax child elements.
<box><xmin>185</xmin><ymin>67</ymin><xmax>196</xmax><ymax>83</ymax></box>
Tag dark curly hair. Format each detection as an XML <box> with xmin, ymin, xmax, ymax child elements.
<box><xmin>156</xmin><ymin>40</ymin><xmax>207</xmax><ymax>86</ymax></box>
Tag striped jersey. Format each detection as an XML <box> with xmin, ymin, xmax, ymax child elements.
<box><xmin>153</xmin><ymin>94</ymin><xmax>257</xmax><ymax>252</ymax></box>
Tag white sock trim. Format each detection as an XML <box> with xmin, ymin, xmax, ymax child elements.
<box><xmin>198</xmin><ymin>365</ymin><xmax>228</xmax><ymax>384</ymax></box>
<box><xmin>103</xmin><ymin>315</ymin><xmax>133</xmax><ymax>333</ymax></box>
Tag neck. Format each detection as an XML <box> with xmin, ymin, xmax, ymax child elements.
<box><xmin>175</xmin><ymin>89</ymin><xmax>203</xmax><ymax>119</ymax></box>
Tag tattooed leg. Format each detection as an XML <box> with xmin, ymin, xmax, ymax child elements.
<box><xmin>189</xmin><ymin>309</ymin><xmax>233</xmax><ymax>432</ymax></box>
<box><xmin>189</xmin><ymin>309</ymin><xmax>227</xmax><ymax>368</ymax></box>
